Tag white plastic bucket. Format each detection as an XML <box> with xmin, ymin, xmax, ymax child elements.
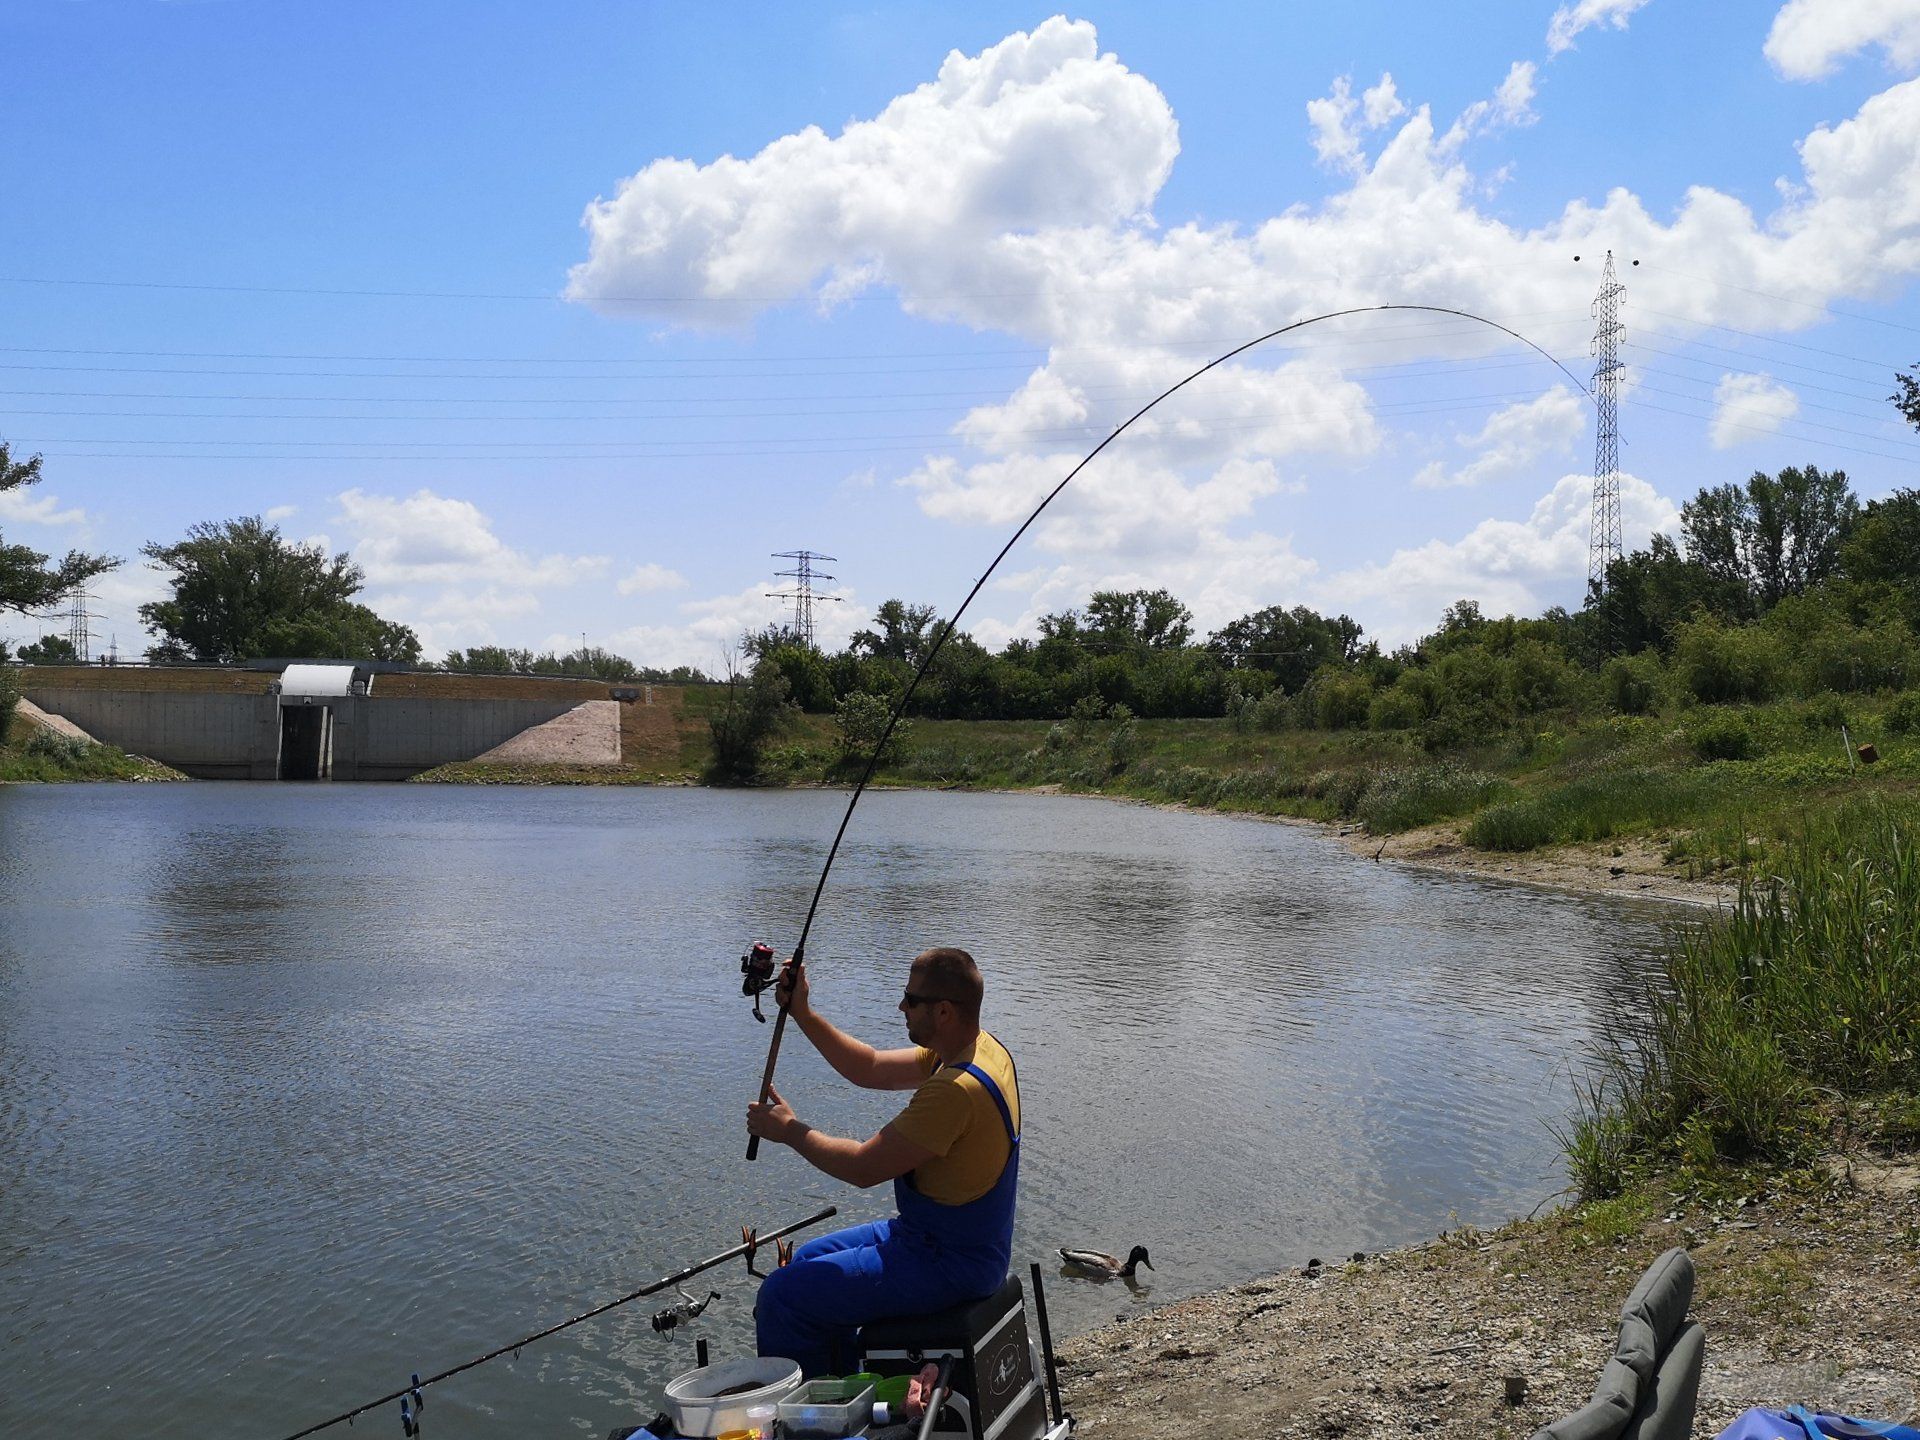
<box><xmin>665</xmin><ymin>1357</ymin><xmax>803</xmax><ymax>1438</ymax></box>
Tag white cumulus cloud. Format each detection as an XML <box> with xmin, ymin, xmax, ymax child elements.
<box><xmin>1323</xmin><ymin>472</ymin><xmax>1679</xmax><ymax>644</ymax></box>
<box><xmin>1414</xmin><ymin>386</ymin><xmax>1586</xmax><ymax>489</ymax></box>
<box><xmin>617</xmin><ymin>562</ymin><xmax>689</xmax><ymax>595</ymax></box>
<box><xmin>1547</xmin><ymin>0</ymin><xmax>1655</xmax><ymax>56</ymax></box>
<box><xmin>607</xmin><ymin>582</ymin><xmax>860</xmax><ymax>673</ymax></box>
<box><xmin>0</xmin><ymin>487</ymin><xmax>87</xmax><ymax>528</ymax></box>
<box><xmin>567</xmin><ymin>20</ymin><xmax>1920</xmax><ymax>641</ymax></box>
<box><xmin>1709</xmin><ymin>372</ymin><xmax>1801</xmax><ymax>447</ymax></box>
<box><xmin>1766</xmin><ymin>0</ymin><xmax>1920</xmax><ymax>79</ymax></box>
<box><xmin>329</xmin><ymin>489</ymin><xmax>609</xmax><ymax>657</ymax></box>
<box><xmin>567</xmin><ymin>16</ymin><xmax>1177</xmax><ymax>325</ymax></box>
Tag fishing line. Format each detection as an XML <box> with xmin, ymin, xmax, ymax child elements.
<box><xmin>271</xmin><ymin>1206</ymin><xmax>836</xmax><ymax>1440</ymax></box>
<box><xmin>746</xmin><ymin>303</ymin><xmax>1592</xmax><ymax>1157</ymax></box>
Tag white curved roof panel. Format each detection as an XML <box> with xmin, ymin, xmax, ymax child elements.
<box><xmin>279</xmin><ymin>663</ymin><xmax>360</xmax><ymax>699</ymax></box>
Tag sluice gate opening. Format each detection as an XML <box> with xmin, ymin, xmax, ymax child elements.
<box><xmin>274</xmin><ymin>664</ymin><xmax>367</xmax><ymax>782</ymax></box>
<box><xmin>277</xmin><ymin>704</ymin><xmax>332</xmax><ymax>780</ymax></box>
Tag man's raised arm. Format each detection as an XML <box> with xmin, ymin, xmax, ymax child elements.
<box><xmin>779</xmin><ymin>960</ymin><xmax>923</xmax><ymax>1090</ymax></box>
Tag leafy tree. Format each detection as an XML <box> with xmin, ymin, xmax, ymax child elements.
<box><xmin>833</xmin><ymin>690</ymin><xmax>911</xmax><ymax>765</ymax></box>
<box><xmin>17</xmin><ymin>634</ymin><xmax>81</xmax><ymax>665</ymax></box>
<box><xmin>1206</xmin><ymin>604</ymin><xmax>1364</xmax><ymax>693</ymax></box>
<box><xmin>139</xmin><ymin>516</ymin><xmax>420</xmax><ymax>664</ymax></box>
<box><xmin>1590</xmin><ymin>535</ymin><xmax>1748</xmax><ymax>654</ymax></box>
<box><xmin>1084</xmin><ymin>587</ymin><xmax>1193</xmax><ymax>650</ymax></box>
<box><xmin>1</xmin><ymin>441</ymin><xmax>118</xmax><ymax>619</ymax></box>
<box><xmin>706</xmin><ymin>658</ymin><xmax>796</xmax><ymax>783</ymax></box>
<box><xmin>1840</xmin><ymin>487</ymin><xmax>1920</xmax><ymax>629</ymax></box>
<box><xmin>1894</xmin><ymin>365</ymin><xmax>1919</xmax><ymax>432</ymax></box>
<box><xmin>443</xmin><ymin>645</ymin><xmax>538</xmax><ymax>674</ymax></box>
<box><xmin>1679</xmin><ymin>465</ymin><xmax>1858</xmax><ymax>611</ymax></box>
<box><xmin>850</xmin><ymin>600</ymin><xmax>940</xmax><ymax>666</ymax></box>
<box><xmin>532</xmin><ymin>647</ymin><xmax>642</xmax><ymax>681</ymax></box>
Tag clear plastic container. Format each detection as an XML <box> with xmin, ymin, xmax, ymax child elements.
<box><xmin>665</xmin><ymin>1357</ymin><xmax>802</xmax><ymax>1438</ymax></box>
<box><xmin>776</xmin><ymin>1376</ymin><xmax>876</xmax><ymax>1438</ymax></box>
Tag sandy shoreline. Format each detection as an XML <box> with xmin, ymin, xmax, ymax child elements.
<box><xmin>997</xmin><ymin>781</ymin><xmax>1735</xmax><ymax>910</ymax></box>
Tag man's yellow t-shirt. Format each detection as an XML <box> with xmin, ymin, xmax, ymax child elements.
<box><xmin>886</xmin><ymin>1031</ymin><xmax>1020</xmax><ymax>1205</ymax></box>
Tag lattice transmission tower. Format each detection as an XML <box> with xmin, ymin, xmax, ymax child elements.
<box><xmin>1586</xmin><ymin>250</ymin><xmax>1626</xmax><ymax>597</ymax></box>
<box><xmin>65</xmin><ymin>582</ymin><xmax>95</xmax><ymax>663</ymax></box>
<box><xmin>768</xmin><ymin>550</ymin><xmax>841</xmax><ymax>649</ymax></box>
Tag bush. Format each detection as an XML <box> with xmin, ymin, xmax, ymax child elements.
<box><xmin>1802</xmin><ymin>621</ymin><xmax>1917</xmax><ymax>694</ymax></box>
<box><xmin>0</xmin><ymin>665</ymin><xmax>18</xmax><ymax>745</ymax></box>
<box><xmin>1803</xmin><ymin>693</ymin><xmax>1850</xmax><ymax>732</ymax></box>
<box><xmin>1303</xmin><ymin>767</ymin><xmax>1371</xmax><ymax>818</ymax></box>
<box><xmin>1354</xmin><ymin>764</ymin><xmax>1511</xmax><ymax>833</ymax></box>
<box><xmin>1687</xmin><ymin>713</ymin><xmax>1754</xmax><ymax>761</ymax></box>
<box><xmin>1888</xmin><ymin>691</ymin><xmax>1920</xmax><ymax>734</ymax></box>
<box><xmin>1310</xmin><ymin>672</ymin><xmax>1372</xmax><ymax>731</ymax></box>
<box><xmin>834</xmin><ymin>690</ymin><xmax>910</xmax><ymax>766</ymax></box>
<box><xmin>1463</xmin><ymin>800</ymin><xmax>1560</xmax><ymax>851</ymax></box>
<box><xmin>706</xmin><ymin>663</ymin><xmax>797</xmax><ymax>783</ymax></box>
<box><xmin>1673</xmin><ymin>619</ymin><xmax>1786</xmax><ymax>704</ymax></box>
<box><xmin>1367</xmin><ymin>682</ymin><xmax>1424</xmax><ymax>731</ymax></box>
<box><xmin>1602</xmin><ymin>652</ymin><xmax>1663</xmax><ymax>716</ymax></box>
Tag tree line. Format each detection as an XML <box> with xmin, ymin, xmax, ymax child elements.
<box><xmin>5</xmin><ymin>359</ymin><xmax>1919</xmax><ymax>734</ymax></box>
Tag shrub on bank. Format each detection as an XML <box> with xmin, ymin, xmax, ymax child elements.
<box><xmin>1565</xmin><ymin>801</ymin><xmax>1920</xmax><ymax>1197</ymax></box>
<box><xmin>0</xmin><ymin>664</ymin><xmax>17</xmax><ymax>744</ymax></box>
<box><xmin>1687</xmin><ymin>712</ymin><xmax>1754</xmax><ymax>761</ymax></box>
<box><xmin>1355</xmin><ymin>764</ymin><xmax>1511</xmax><ymax>833</ymax></box>
<box><xmin>1889</xmin><ymin>691</ymin><xmax>1920</xmax><ymax>734</ymax></box>
<box><xmin>1674</xmin><ymin>618</ymin><xmax>1787</xmax><ymax>704</ymax></box>
<box><xmin>1602</xmin><ymin>652</ymin><xmax>1663</xmax><ymax>716</ymax></box>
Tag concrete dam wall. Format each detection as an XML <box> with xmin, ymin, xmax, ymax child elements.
<box><xmin>23</xmin><ymin>682</ymin><xmax>593</xmax><ymax>780</ymax></box>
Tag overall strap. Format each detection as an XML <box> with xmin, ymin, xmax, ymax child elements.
<box><xmin>952</xmin><ymin>1061</ymin><xmax>1018</xmax><ymax>1143</ymax></box>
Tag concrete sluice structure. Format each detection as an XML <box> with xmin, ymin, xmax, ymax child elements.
<box><xmin>21</xmin><ymin>663</ymin><xmax>621</xmax><ymax>780</ymax></box>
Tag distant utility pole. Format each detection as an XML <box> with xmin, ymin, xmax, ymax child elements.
<box><xmin>1584</xmin><ymin>250</ymin><xmax>1626</xmax><ymax>600</ymax></box>
<box><xmin>64</xmin><ymin>582</ymin><xmax>94</xmax><ymax>663</ymax></box>
<box><xmin>768</xmin><ymin>550</ymin><xmax>842</xmax><ymax>650</ymax></box>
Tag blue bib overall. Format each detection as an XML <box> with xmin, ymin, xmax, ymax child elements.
<box><xmin>754</xmin><ymin>1062</ymin><xmax>1019</xmax><ymax>1377</ymax></box>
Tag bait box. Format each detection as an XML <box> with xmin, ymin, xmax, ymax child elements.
<box><xmin>665</xmin><ymin>1356</ymin><xmax>802</xmax><ymax>1437</ymax></box>
<box><xmin>775</xmin><ymin>1377</ymin><xmax>874</xmax><ymax>1438</ymax></box>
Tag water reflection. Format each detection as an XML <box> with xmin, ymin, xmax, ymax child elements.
<box><xmin>0</xmin><ymin>783</ymin><xmax>1668</xmax><ymax>1438</ymax></box>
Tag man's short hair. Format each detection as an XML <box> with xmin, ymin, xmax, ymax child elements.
<box><xmin>914</xmin><ymin>947</ymin><xmax>984</xmax><ymax>1021</ymax></box>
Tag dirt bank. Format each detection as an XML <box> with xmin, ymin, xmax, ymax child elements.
<box><xmin>1054</xmin><ymin>1158</ymin><xmax>1920</xmax><ymax>1439</ymax></box>
<box><xmin>1330</xmin><ymin>822</ymin><xmax>1732</xmax><ymax>909</ymax></box>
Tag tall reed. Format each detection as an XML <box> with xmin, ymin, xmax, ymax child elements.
<box><xmin>1565</xmin><ymin>800</ymin><xmax>1920</xmax><ymax>1197</ymax></box>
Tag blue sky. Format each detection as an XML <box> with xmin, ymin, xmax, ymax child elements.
<box><xmin>3</xmin><ymin>0</ymin><xmax>1918</xmax><ymax>666</ymax></box>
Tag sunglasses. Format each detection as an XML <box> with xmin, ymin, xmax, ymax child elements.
<box><xmin>901</xmin><ymin>990</ymin><xmax>948</xmax><ymax>1008</ymax></box>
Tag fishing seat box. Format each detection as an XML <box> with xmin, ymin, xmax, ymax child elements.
<box><xmin>857</xmin><ymin>1276</ymin><xmax>1047</xmax><ymax>1440</ymax></box>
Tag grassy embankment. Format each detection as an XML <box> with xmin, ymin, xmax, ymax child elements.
<box><xmin>748</xmin><ymin>690</ymin><xmax>1917</xmax><ymax>880</ymax></box>
<box><xmin>0</xmin><ymin>721</ymin><xmax>183</xmax><ymax>782</ymax></box>
<box><xmin>0</xmin><ymin>671</ymin><xmax>182</xmax><ymax>781</ymax></box>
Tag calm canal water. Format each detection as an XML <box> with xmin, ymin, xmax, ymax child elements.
<box><xmin>0</xmin><ymin>783</ymin><xmax>1672</xmax><ymax>1438</ymax></box>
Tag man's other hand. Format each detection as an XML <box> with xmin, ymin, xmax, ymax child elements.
<box><xmin>747</xmin><ymin>1083</ymin><xmax>801</xmax><ymax>1145</ymax></box>
<box><xmin>775</xmin><ymin>958</ymin><xmax>810</xmax><ymax>1014</ymax></box>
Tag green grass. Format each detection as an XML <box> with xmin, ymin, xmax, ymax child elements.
<box><xmin>1563</xmin><ymin>799</ymin><xmax>1920</xmax><ymax>1196</ymax></box>
<box><xmin>0</xmin><ymin>726</ymin><xmax>183</xmax><ymax>782</ymax></box>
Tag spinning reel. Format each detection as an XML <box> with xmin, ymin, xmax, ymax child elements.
<box><xmin>739</xmin><ymin>942</ymin><xmax>778</xmax><ymax>1022</ymax></box>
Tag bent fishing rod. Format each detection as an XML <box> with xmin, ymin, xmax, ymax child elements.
<box><xmin>746</xmin><ymin>303</ymin><xmax>1593</xmax><ymax>1159</ymax></box>
<box><xmin>272</xmin><ymin>1204</ymin><xmax>837</xmax><ymax>1440</ymax></box>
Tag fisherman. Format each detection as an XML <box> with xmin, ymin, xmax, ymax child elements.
<box><xmin>745</xmin><ymin>946</ymin><xmax>1020</xmax><ymax>1377</ymax></box>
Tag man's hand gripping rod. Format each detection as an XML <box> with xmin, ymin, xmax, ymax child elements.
<box><xmin>745</xmin><ymin>949</ymin><xmax>800</xmax><ymax>1161</ymax></box>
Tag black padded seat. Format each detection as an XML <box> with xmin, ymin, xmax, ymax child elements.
<box><xmin>858</xmin><ymin>1276</ymin><xmax>1026</xmax><ymax>1351</ymax></box>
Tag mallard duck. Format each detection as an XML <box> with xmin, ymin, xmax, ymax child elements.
<box><xmin>1058</xmin><ymin>1244</ymin><xmax>1152</xmax><ymax>1280</ymax></box>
